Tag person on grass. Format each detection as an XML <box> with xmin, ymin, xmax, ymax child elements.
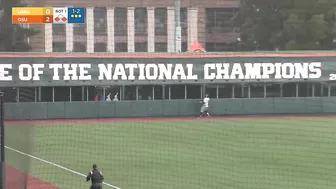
<box><xmin>198</xmin><ymin>94</ymin><xmax>210</xmax><ymax>118</ymax></box>
<box><xmin>86</xmin><ymin>164</ymin><xmax>104</xmax><ymax>189</ymax></box>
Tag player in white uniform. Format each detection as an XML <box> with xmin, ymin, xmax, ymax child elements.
<box><xmin>198</xmin><ymin>94</ymin><xmax>210</xmax><ymax>118</ymax></box>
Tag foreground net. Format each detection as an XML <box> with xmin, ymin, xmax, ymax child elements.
<box><xmin>5</xmin><ymin>116</ymin><xmax>336</xmax><ymax>189</ymax></box>
<box><xmin>2</xmin><ymin>91</ymin><xmax>34</xmax><ymax>189</ymax></box>
<box><xmin>3</xmin><ymin>1</ymin><xmax>336</xmax><ymax>189</ymax></box>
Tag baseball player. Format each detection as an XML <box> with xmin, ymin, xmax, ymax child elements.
<box><xmin>198</xmin><ymin>94</ymin><xmax>210</xmax><ymax>118</ymax></box>
<box><xmin>86</xmin><ymin>164</ymin><xmax>104</xmax><ymax>189</ymax></box>
<box><xmin>113</xmin><ymin>92</ymin><xmax>119</xmax><ymax>101</ymax></box>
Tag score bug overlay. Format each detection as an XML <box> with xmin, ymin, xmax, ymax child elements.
<box><xmin>43</xmin><ymin>8</ymin><xmax>53</xmax><ymax>23</ymax></box>
<box><xmin>68</xmin><ymin>8</ymin><xmax>85</xmax><ymax>24</ymax></box>
<box><xmin>12</xmin><ymin>7</ymin><xmax>53</xmax><ymax>24</ymax></box>
<box><xmin>12</xmin><ymin>7</ymin><xmax>85</xmax><ymax>24</ymax></box>
<box><xmin>53</xmin><ymin>7</ymin><xmax>68</xmax><ymax>24</ymax></box>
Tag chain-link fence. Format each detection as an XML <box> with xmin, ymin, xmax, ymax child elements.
<box><xmin>2</xmin><ymin>1</ymin><xmax>336</xmax><ymax>189</ymax></box>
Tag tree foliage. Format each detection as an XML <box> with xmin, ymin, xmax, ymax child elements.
<box><xmin>0</xmin><ymin>1</ymin><xmax>39</xmax><ymax>52</ymax></box>
<box><xmin>234</xmin><ymin>0</ymin><xmax>336</xmax><ymax>51</ymax></box>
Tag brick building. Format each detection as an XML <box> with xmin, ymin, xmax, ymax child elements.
<box><xmin>26</xmin><ymin>0</ymin><xmax>239</xmax><ymax>52</ymax></box>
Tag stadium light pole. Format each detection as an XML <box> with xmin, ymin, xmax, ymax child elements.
<box><xmin>0</xmin><ymin>92</ymin><xmax>5</xmax><ymax>189</ymax></box>
<box><xmin>1</xmin><ymin>0</ymin><xmax>13</xmax><ymax>51</ymax></box>
<box><xmin>174</xmin><ymin>0</ymin><xmax>182</xmax><ymax>52</ymax></box>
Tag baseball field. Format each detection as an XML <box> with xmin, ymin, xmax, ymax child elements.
<box><xmin>5</xmin><ymin>116</ymin><xmax>336</xmax><ymax>189</ymax></box>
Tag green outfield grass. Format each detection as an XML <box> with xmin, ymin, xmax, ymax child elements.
<box><xmin>5</xmin><ymin>118</ymin><xmax>336</xmax><ymax>189</ymax></box>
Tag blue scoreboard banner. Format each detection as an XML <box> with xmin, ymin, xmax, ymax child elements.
<box><xmin>67</xmin><ymin>8</ymin><xmax>85</xmax><ymax>24</ymax></box>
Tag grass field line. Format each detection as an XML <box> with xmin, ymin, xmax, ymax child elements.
<box><xmin>5</xmin><ymin>146</ymin><xmax>121</xmax><ymax>189</ymax></box>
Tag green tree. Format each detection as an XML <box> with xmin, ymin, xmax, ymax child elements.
<box><xmin>0</xmin><ymin>0</ymin><xmax>39</xmax><ymax>52</ymax></box>
<box><xmin>234</xmin><ymin>0</ymin><xmax>336</xmax><ymax>51</ymax></box>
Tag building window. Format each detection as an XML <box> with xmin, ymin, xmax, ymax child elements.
<box><xmin>124</xmin><ymin>86</ymin><xmax>136</xmax><ymax>100</ymax></box>
<box><xmin>138</xmin><ymin>85</ymin><xmax>152</xmax><ymax>100</ymax></box>
<box><xmin>315</xmin><ymin>83</ymin><xmax>329</xmax><ymax>97</ymax></box>
<box><xmin>250</xmin><ymin>83</ymin><xmax>264</xmax><ymax>98</ymax></box>
<box><xmin>153</xmin><ymin>85</ymin><xmax>163</xmax><ymax>100</ymax></box>
<box><xmin>54</xmin><ymin>87</ymin><xmax>70</xmax><ymax>101</ymax></box>
<box><xmin>329</xmin><ymin>84</ymin><xmax>336</xmax><ymax>96</ymax></box>
<box><xmin>94</xmin><ymin>43</ymin><xmax>107</xmax><ymax>52</ymax></box>
<box><xmin>88</xmin><ymin>86</ymin><xmax>104</xmax><ymax>101</ymax></box>
<box><xmin>70</xmin><ymin>87</ymin><xmax>82</xmax><ymax>101</ymax></box>
<box><xmin>283</xmin><ymin>83</ymin><xmax>296</xmax><ymax>97</ymax></box>
<box><xmin>243</xmin><ymin>84</ymin><xmax>249</xmax><ymax>98</ymax></box>
<box><xmin>298</xmin><ymin>83</ymin><xmax>313</xmax><ymax>97</ymax></box>
<box><xmin>155</xmin><ymin>43</ymin><xmax>167</xmax><ymax>52</ymax></box>
<box><xmin>73</xmin><ymin>24</ymin><xmax>86</xmax><ymax>35</ymax></box>
<box><xmin>135</xmin><ymin>8</ymin><xmax>147</xmax><ymax>35</ymax></box>
<box><xmin>41</xmin><ymin>87</ymin><xmax>53</xmax><ymax>102</ymax></box>
<box><xmin>115</xmin><ymin>43</ymin><xmax>127</xmax><ymax>52</ymax></box>
<box><xmin>104</xmin><ymin>86</ymin><xmax>121</xmax><ymax>100</ymax></box>
<box><xmin>155</xmin><ymin>8</ymin><xmax>167</xmax><ymax>35</ymax></box>
<box><xmin>186</xmin><ymin>85</ymin><xmax>201</xmax><ymax>99</ymax></box>
<box><xmin>73</xmin><ymin>42</ymin><xmax>86</xmax><ymax>52</ymax></box>
<box><xmin>135</xmin><ymin>43</ymin><xmax>147</xmax><ymax>52</ymax></box>
<box><xmin>19</xmin><ymin>87</ymin><xmax>36</xmax><ymax>102</ymax></box>
<box><xmin>265</xmin><ymin>83</ymin><xmax>281</xmax><ymax>97</ymax></box>
<box><xmin>233</xmin><ymin>84</ymin><xmax>248</xmax><ymax>98</ymax></box>
<box><xmin>182</xmin><ymin>42</ymin><xmax>188</xmax><ymax>52</ymax></box>
<box><xmin>115</xmin><ymin>8</ymin><xmax>127</xmax><ymax>36</ymax></box>
<box><xmin>52</xmin><ymin>24</ymin><xmax>65</xmax><ymax>35</ymax></box>
<box><xmin>218</xmin><ymin>84</ymin><xmax>233</xmax><ymax>98</ymax></box>
<box><xmin>180</xmin><ymin>8</ymin><xmax>188</xmax><ymax>36</ymax></box>
<box><xmin>170</xmin><ymin>85</ymin><xmax>185</xmax><ymax>99</ymax></box>
<box><xmin>94</xmin><ymin>7</ymin><xmax>107</xmax><ymax>35</ymax></box>
<box><xmin>53</xmin><ymin>42</ymin><xmax>66</xmax><ymax>52</ymax></box>
<box><xmin>1</xmin><ymin>87</ymin><xmax>17</xmax><ymax>102</ymax></box>
<box><xmin>205</xmin><ymin>85</ymin><xmax>218</xmax><ymax>98</ymax></box>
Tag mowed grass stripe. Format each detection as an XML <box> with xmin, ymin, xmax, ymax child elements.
<box><xmin>5</xmin><ymin>119</ymin><xmax>336</xmax><ymax>189</ymax></box>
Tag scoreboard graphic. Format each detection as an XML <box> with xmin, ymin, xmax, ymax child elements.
<box><xmin>68</xmin><ymin>8</ymin><xmax>85</xmax><ymax>24</ymax></box>
<box><xmin>12</xmin><ymin>7</ymin><xmax>86</xmax><ymax>24</ymax></box>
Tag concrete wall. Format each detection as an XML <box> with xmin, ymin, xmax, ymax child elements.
<box><xmin>5</xmin><ymin>97</ymin><xmax>336</xmax><ymax>120</ymax></box>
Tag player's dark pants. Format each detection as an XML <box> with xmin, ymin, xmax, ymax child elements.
<box><xmin>90</xmin><ymin>183</ymin><xmax>102</xmax><ymax>189</ymax></box>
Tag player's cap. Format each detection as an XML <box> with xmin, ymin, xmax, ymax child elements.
<box><xmin>93</xmin><ymin>164</ymin><xmax>97</xmax><ymax>169</ymax></box>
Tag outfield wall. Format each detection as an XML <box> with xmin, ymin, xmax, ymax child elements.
<box><xmin>5</xmin><ymin>97</ymin><xmax>336</xmax><ymax>120</ymax></box>
<box><xmin>1</xmin><ymin>52</ymin><xmax>336</xmax><ymax>87</ymax></box>
<box><xmin>3</xmin><ymin>52</ymin><xmax>336</xmax><ymax>120</ymax></box>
